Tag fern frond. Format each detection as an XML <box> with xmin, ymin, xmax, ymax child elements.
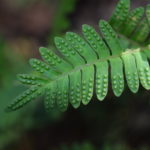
<box><xmin>131</xmin><ymin>18</ymin><xmax>150</xmax><ymax>43</ymax></box>
<box><xmin>109</xmin><ymin>0</ymin><xmax>150</xmax><ymax>46</ymax></box>
<box><xmin>109</xmin><ymin>0</ymin><xmax>130</xmax><ymax>29</ymax></box>
<box><xmin>17</xmin><ymin>74</ymin><xmax>47</xmax><ymax>86</ymax></box>
<box><xmin>7</xmin><ymin>0</ymin><xmax>150</xmax><ymax>112</ymax></box>
<box><xmin>7</xmin><ymin>85</ymin><xmax>43</xmax><ymax>111</ymax></box>
<box><xmin>119</xmin><ymin>7</ymin><xmax>144</xmax><ymax>36</ymax></box>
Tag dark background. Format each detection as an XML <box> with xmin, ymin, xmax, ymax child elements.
<box><xmin>0</xmin><ymin>0</ymin><xmax>150</xmax><ymax>150</ymax></box>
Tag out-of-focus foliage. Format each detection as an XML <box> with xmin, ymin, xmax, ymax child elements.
<box><xmin>0</xmin><ymin>38</ymin><xmax>32</xmax><ymax>148</ymax></box>
<box><xmin>8</xmin><ymin>0</ymin><xmax>48</xmax><ymax>8</ymax></box>
<box><xmin>51</xmin><ymin>142</ymin><xmax>150</xmax><ymax>150</ymax></box>
<box><xmin>0</xmin><ymin>37</ymin><xmax>6</xmax><ymax>85</ymax></box>
<box><xmin>56</xmin><ymin>142</ymin><xmax>95</xmax><ymax>150</ymax></box>
<box><xmin>102</xmin><ymin>144</ymin><xmax>149</xmax><ymax>150</ymax></box>
<box><xmin>49</xmin><ymin>0</ymin><xmax>78</xmax><ymax>44</ymax></box>
<box><xmin>0</xmin><ymin>36</ymin><xmax>27</xmax><ymax>87</ymax></box>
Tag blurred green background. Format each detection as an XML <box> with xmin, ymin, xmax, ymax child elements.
<box><xmin>0</xmin><ymin>0</ymin><xmax>150</xmax><ymax>150</ymax></box>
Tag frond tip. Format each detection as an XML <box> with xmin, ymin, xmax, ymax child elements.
<box><xmin>7</xmin><ymin>0</ymin><xmax>150</xmax><ymax>113</ymax></box>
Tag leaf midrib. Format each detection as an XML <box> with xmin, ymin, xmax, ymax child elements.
<box><xmin>43</xmin><ymin>46</ymin><xmax>150</xmax><ymax>89</ymax></box>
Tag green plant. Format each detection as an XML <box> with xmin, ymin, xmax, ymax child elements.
<box><xmin>50</xmin><ymin>142</ymin><xmax>150</xmax><ymax>150</ymax></box>
<box><xmin>54</xmin><ymin>142</ymin><xmax>95</xmax><ymax>150</ymax></box>
<box><xmin>7</xmin><ymin>0</ymin><xmax>150</xmax><ymax>112</ymax></box>
<box><xmin>0</xmin><ymin>36</ymin><xmax>8</xmax><ymax>86</ymax></box>
<box><xmin>49</xmin><ymin>0</ymin><xmax>78</xmax><ymax>44</ymax></box>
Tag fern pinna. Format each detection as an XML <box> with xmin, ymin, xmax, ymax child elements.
<box><xmin>7</xmin><ymin>0</ymin><xmax>150</xmax><ymax>112</ymax></box>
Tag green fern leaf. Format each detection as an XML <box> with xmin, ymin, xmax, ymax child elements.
<box><xmin>69</xmin><ymin>70</ymin><xmax>82</xmax><ymax>108</ymax></box>
<box><xmin>54</xmin><ymin>37</ymin><xmax>85</xmax><ymax>66</ymax></box>
<box><xmin>65</xmin><ymin>32</ymin><xmax>97</xmax><ymax>62</ymax></box>
<box><xmin>100</xmin><ymin>20</ymin><xmax>123</xmax><ymax>54</ymax></box>
<box><xmin>119</xmin><ymin>7</ymin><xmax>144</xmax><ymax>36</ymax></box>
<box><xmin>82</xmin><ymin>24</ymin><xmax>110</xmax><ymax>59</ymax></box>
<box><xmin>7</xmin><ymin>0</ymin><xmax>150</xmax><ymax>112</ymax></box>
<box><xmin>121</xmin><ymin>53</ymin><xmax>139</xmax><ymax>93</ymax></box>
<box><xmin>44</xmin><ymin>82</ymin><xmax>57</xmax><ymax>111</ymax></box>
<box><xmin>133</xmin><ymin>51</ymin><xmax>150</xmax><ymax>90</ymax></box>
<box><xmin>109</xmin><ymin>0</ymin><xmax>150</xmax><ymax>46</ymax></box>
<box><xmin>39</xmin><ymin>47</ymin><xmax>72</xmax><ymax>73</ymax></box>
<box><xmin>17</xmin><ymin>74</ymin><xmax>47</xmax><ymax>86</ymax></box>
<box><xmin>29</xmin><ymin>58</ymin><xmax>58</xmax><ymax>79</ymax></box>
<box><xmin>109</xmin><ymin>0</ymin><xmax>130</xmax><ymax>30</ymax></box>
<box><xmin>7</xmin><ymin>85</ymin><xmax>43</xmax><ymax>111</ymax></box>
<box><xmin>81</xmin><ymin>65</ymin><xmax>94</xmax><ymax>105</ymax></box>
<box><xmin>56</xmin><ymin>76</ymin><xmax>69</xmax><ymax>111</ymax></box>
<box><xmin>95</xmin><ymin>61</ymin><xmax>108</xmax><ymax>101</ymax></box>
<box><xmin>131</xmin><ymin>18</ymin><xmax>150</xmax><ymax>43</ymax></box>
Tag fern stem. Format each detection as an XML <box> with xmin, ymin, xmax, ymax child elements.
<box><xmin>45</xmin><ymin>46</ymin><xmax>150</xmax><ymax>86</ymax></box>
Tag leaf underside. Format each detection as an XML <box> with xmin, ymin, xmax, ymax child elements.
<box><xmin>7</xmin><ymin>0</ymin><xmax>150</xmax><ymax>112</ymax></box>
